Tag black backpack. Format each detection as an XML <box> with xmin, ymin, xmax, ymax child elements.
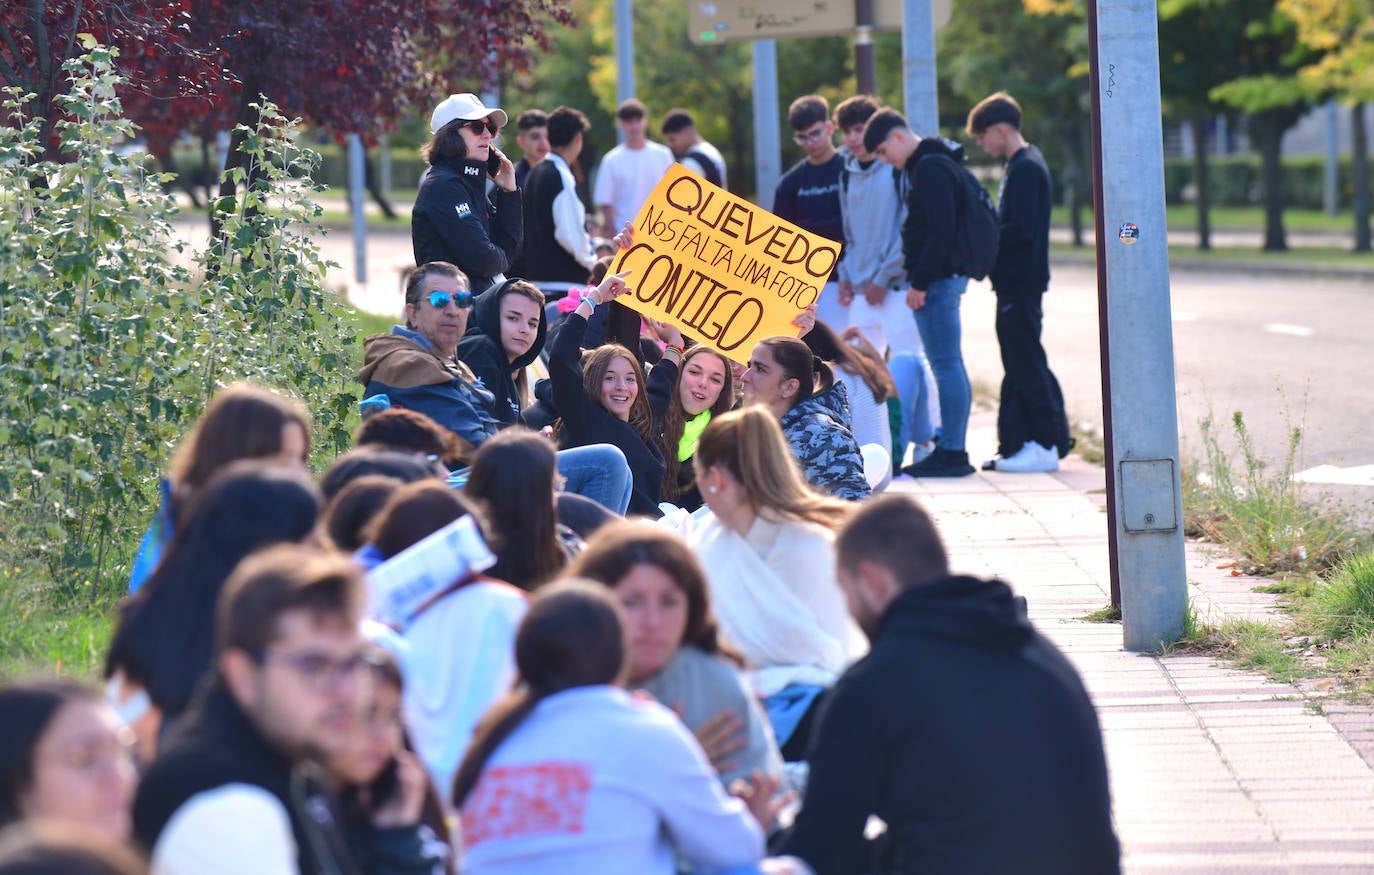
<box><xmin>918</xmin><ymin>153</ymin><xmax>999</xmax><ymax>281</ymax></box>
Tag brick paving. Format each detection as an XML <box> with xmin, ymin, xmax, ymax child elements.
<box><xmin>891</xmin><ymin>415</ymin><xmax>1374</xmax><ymax>873</ymax></box>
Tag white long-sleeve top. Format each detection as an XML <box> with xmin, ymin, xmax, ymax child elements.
<box><xmin>458</xmin><ymin>685</ymin><xmax>763</xmax><ymax>875</ymax></box>
<box><xmin>549</xmin><ymin>153</ymin><xmax>597</xmax><ymax>271</ymax></box>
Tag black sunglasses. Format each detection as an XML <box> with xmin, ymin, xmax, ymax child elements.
<box><xmin>462</xmin><ymin>119</ymin><xmax>500</xmax><ymax>136</ymax></box>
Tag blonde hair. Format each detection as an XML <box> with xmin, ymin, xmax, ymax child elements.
<box><xmin>695</xmin><ymin>407</ymin><xmax>851</xmax><ymax>531</ymax></box>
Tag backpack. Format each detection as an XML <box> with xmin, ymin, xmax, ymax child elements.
<box><xmin>919</xmin><ymin>153</ymin><xmax>999</xmax><ymax>281</ymax></box>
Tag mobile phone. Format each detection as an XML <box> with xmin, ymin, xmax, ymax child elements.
<box><xmin>370</xmin><ymin>756</ymin><xmax>401</xmax><ymax>809</ymax></box>
<box><xmin>486</xmin><ymin>147</ymin><xmax>503</xmax><ymax>177</ymax></box>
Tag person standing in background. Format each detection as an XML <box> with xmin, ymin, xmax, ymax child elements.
<box><xmin>593</xmin><ymin>99</ymin><xmax>674</xmax><ymax>236</ymax></box>
<box><xmin>773</xmin><ymin>95</ymin><xmax>846</xmax><ymax>331</ymax></box>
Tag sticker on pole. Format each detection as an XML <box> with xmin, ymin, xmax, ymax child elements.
<box><xmin>1118</xmin><ymin>222</ymin><xmax>1140</xmax><ymax>245</ymax></box>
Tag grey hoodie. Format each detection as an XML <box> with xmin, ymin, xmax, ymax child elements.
<box><xmin>837</xmin><ymin>151</ymin><xmax>908</xmax><ymax>291</ymax></box>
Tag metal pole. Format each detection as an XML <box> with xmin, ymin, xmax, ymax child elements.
<box><xmin>1325</xmin><ymin>100</ymin><xmax>1339</xmax><ymax>216</ymax></box>
<box><xmin>615</xmin><ymin>0</ymin><xmax>635</xmax><ymax>145</ymax></box>
<box><xmin>380</xmin><ymin>134</ymin><xmax>392</xmax><ymax>196</ymax></box>
<box><xmin>347</xmin><ymin>133</ymin><xmax>367</xmax><ymax>285</ymax></box>
<box><xmin>753</xmin><ymin>39</ymin><xmax>782</xmax><ymax>208</ymax></box>
<box><xmin>856</xmin><ymin>0</ymin><xmax>877</xmax><ymax>96</ymax></box>
<box><xmin>1087</xmin><ymin>0</ymin><xmax>1188</xmax><ymax>651</ymax></box>
<box><xmin>901</xmin><ymin>0</ymin><xmax>939</xmax><ymax>136</ymax></box>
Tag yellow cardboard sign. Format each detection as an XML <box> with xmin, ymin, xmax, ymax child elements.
<box><xmin>609</xmin><ymin>164</ymin><xmax>842</xmax><ymax>364</ymax></box>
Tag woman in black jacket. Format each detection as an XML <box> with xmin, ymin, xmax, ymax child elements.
<box><xmin>457</xmin><ymin>278</ymin><xmax>547</xmax><ymax>427</ymax></box>
<box><xmin>412</xmin><ymin>94</ymin><xmax>522</xmax><ymax>292</ymax></box>
<box><xmin>549</xmin><ymin>270</ymin><xmax>665</xmax><ymax>517</ymax></box>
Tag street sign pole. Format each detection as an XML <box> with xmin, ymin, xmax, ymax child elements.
<box><xmin>856</xmin><ymin>0</ymin><xmax>877</xmax><ymax>95</ymax></box>
<box><xmin>1087</xmin><ymin>0</ymin><xmax>1188</xmax><ymax>651</ymax></box>
<box><xmin>753</xmin><ymin>39</ymin><xmax>781</xmax><ymax>207</ymax></box>
<box><xmin>902</xmin><ymin>0</ymin><xmax>939</xmax><ymax>136</ymax></box>
<box><xmin>616</xmin><ymin>0</ymin><xmax>635</xmax><ymax>144</ymax></box>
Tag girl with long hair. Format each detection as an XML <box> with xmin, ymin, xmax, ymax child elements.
<box><xmin>691</xmin><ymin>407</ymin><xmax>863</xmax><ymax>760</ymax></box>
<box><xmin>567</xmin><ymin>522</ymin><xmax>784</xmax><ymax>788</ymax></box>
<box><xmin>463</xmin><ymin>428</ymin><xmax>579</xmax><ymax>591</ymax></box>
<box><xmin>738</xmin><ymin>336</ymin><xmax>870</xmax><ymax>501</ymax></box>
<box><xmin>548</xmin><ymin>270</ymin><xmax>665</xmax><ymax>517</ymax></box>
<box><xmin>645</xmin><ymin>320</ymin><xmax>735</xmax><ymax>512</ymax></box>
<box><xmin>452</xmin><ymin>581</ymin><xmax>777</xmax><ymax>874</ymax></box>
<box><xmin>801</xmin><ymin>319</ymin><xmax>897</xmax><ymax>452</ymax></box>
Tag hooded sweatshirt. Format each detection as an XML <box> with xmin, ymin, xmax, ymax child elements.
<box><xmin>837</xmin><ymin>153</ymin><xmax>907</xmax><ymax>292</ymax></box>
<box><xmin>781</xmin><ymin>576</ymin><xmax>1120</xmax><ymax>875</ymax></box>
<box><xmin>457</xmin><ymin>280</ymin><xmax>548</xmax><ymax>427</ymax></box>
<box><xmin>778</xmin><ymin>381</ymin><xmax>871</xmax><ymax>502</ymax></box>
<box><xmin>900</xmin><ymin>137</ymin><xmax>965</xmax><ymax>290</ymax></box>
<box><xmin>358</xmin><ymin>326</ymin><xmax>501</xmax><ymax>460</ymax></box>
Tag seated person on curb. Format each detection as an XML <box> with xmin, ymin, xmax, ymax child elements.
<box><xmin>457</xmin><ymin>278</ymin><xmax>547</xmax><ymax>428</ymax></box>
<box><xmin>568</xmin><ymin>521</ymin><xmax>786</xmax><ymax>789</ymax></box>
<box><xmin>132</xmin><ymin>545</ymin><xmax>445</xmax><ymax>875</ymax></box>
<box><xmin>359</xmin><ymin>261</ymin><xmax>634</xmax><ymax>515</ymax></box>
<box><xmin>779</xmin><ymin>494</ymin><xmax>1120</xmax><ymax>875</ymax></box>
<box><xmin>739</xmin><ymin>334</ymin><xmax>871</xmax><ymax>502</ymax></box>
<box><xmin>548</xmin><ymin>268</ymin><xmax>666</xmax><ymax>518</ymax></box>
<box><xmin>691</xmin><ymin>408</ymin><xmax>860</xmax><ymax>762</ymax></box>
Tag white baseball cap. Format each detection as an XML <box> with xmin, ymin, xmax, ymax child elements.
<box><xmin>430</xmin><ymin>93</ymin><xmax>509</xmax><ymax>133</ymax></box>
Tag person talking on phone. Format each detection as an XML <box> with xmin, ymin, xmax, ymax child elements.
<box><xmin>413</xmin><ymin>94</ymin><xmax>523</xmax><ymax>294</ymax></box>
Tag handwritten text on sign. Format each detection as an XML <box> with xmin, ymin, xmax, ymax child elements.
<box><xmin>610</xmin><ymin>165</ymin><xmax>841</xmax><ymax>364</ymax></box>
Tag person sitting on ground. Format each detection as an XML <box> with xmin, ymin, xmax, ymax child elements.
<box><xmin>0</xmin><ymin>681</ymin><xmax>137</xmax><ymax>840</ymax></box>
<box><xmin>739</xmin><ymin>336</ymin><xmax>870</xmax><ymax>502</ymax></box>
<box><xmin>0</xmin><ymin>823</ymin><xmax>147</xmax><ymax>875</ymax></box>
<box><xmin>462</xmin><ymin>429</ymin><xmax>581</xmax><ymax>592</ymax></box>
<box><xmin>127</xmin><ymin>382</ymin><xmax>311</xmax><ymax>593</ymax></box>
<box><xmin>363</xmin><ymin>482</ymin><xmax>527</xmax><ymax>800</ymax></box>
<box><xmin>321</xmin><ymin>475</ymin><xmax>407</xmax><ymax>555</ymax></box>
<box><xmin>568</xmin><ymin>522</ymin><xmax>785</xmax><ymax>789</ymax></box>
<box><xmin>548</xmin><ymin>268</ymin><xmax>665</xmax><ymax>517</ymax></box>
<box><xmin>779</xmin><ymin>493</ymin><xmax>1120</xmax><ymax>875</ymax></box>
<box><xmin>643</xmin><ymin>321</ymin><xmax>736</xmax><ymax>513</ymax></box>
<box><xmin>691</xmin><ymin>407</ymin><xmax>860</xmax><ymax>761</ymax></box>
<box><xmin>452</xmin><ymin>580</ymin><xmax>780</xmax><ymax>875</ymax></box>
<box><xmin>105</xmin><ymin>463</ymin><xmax>322</xmax><ymax>750</ymax></box>
<box><xmin>802</xmin><ymin>321</ymin><xmax>896</xmax><ymax>453</ymax></box>
<box><xmin>326</xmin><ymin>647</ymin><xmax>454</xmax><ymax>874</ymax></box>
<box><xmin>318</xmin><ymin>449</ymin><xmax>443</xmax><ymax>504</ymax></box>
<box><xmin>132</xmin><ymin>546</ymin><xmax>435</xmax><ymax>875</ymax></box>
<box><xmin>354</xmin><ymin>407</ymin><xmax>466</xmax><ymax>471</ymax></box>
<box><xmin>456</xmin><ymin>279</ymin><xmax>547</xmax><ymax>428</ymax></box>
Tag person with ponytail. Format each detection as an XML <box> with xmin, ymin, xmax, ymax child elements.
<box><xmin>690</xmin><ymin>407</ymin><xmax>863</xmax><ymax>761</ymax></box>
<box><xmin>801</xmin><ymin>320</ymin><xmax>897</xmax><ymax>453</ymax></box>
<box><xmin>644</xmin><ymin>320</ymin><xmax>735</xmax><ymax>511</ymax></box>
<box><xmin>739</xmin><ymin>335</ymin><xmax>870</xmax><ymax>501</ymax></box>
<box><xmin>452</xmin><ymin>580</ymin><xmax>779</xmax><ymax>875</ymax></box>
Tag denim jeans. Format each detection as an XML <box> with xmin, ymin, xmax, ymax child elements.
<box><xmin>556</xmin><ymin>443</ymin><xmax>633</xmax><ymax>515</ymax></box>
<box><xmin>913</xmin><ymin>275</ymin><xmax>971</xmax><ymax>451</ymax></box>
<box><xmin>888</xmin><ymin>351</ymin><xmax>937</xmax><ymax>450</ymax></box>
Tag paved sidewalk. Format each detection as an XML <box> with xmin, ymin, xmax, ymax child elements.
<box><xmin>890</xmin><ymin>417</ymin><xmax>1374</xmax><ymax>873</ymax></box>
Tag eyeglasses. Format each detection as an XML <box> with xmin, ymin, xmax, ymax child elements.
<box><xmin>428</xmin><ymin>289</ymin><xmax>474</xmax><ymax>310</ymax></box>
<box><xmin>793</xmin><ymin>124</ymin><xmax>830</xmax><ymax>145</ymax></box>
<box><xmin>463</xmin><ymin>119</ymin><xmax>500</xmax><ymax>136</ymax></box>
<box><xmin>260</xmin><ymin>648</ymin><xmax>368</xmax><ymax>692</ymax></box>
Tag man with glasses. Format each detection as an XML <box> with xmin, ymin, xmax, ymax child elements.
<box><xmin>773</xmin><ymin>94</ymin><xmax>847</xmax><ymax>330</ymax></box>
<box><xmin>134</xmin><ymin>546</ymin><xmax>440</xmax><ymax>875</ymax></box>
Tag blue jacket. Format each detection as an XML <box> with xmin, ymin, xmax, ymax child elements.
<box><xmin>779</xmin><ymin>381</ymin><xmax>871</xmax><ymax>502</ymax></box>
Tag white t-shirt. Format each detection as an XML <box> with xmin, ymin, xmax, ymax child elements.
<box><xmin>459</xmin><ymin>685</ymin><xmax>763</xmax><ymax>875</ymax></box>
<box><xmin>593</xmin><ymin>141</ymin><xmax>675</xmax><ymax>230</ymax></box>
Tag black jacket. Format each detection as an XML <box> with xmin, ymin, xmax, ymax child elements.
<box><xmin>549</xmin><ymin>311</ymin><xmax>665</xmax><ymax>517</ymax></box>
<box><xmin>900</xmin><ymin>138</ymin><xmax>965</xmax><ymax>290</ymax></box>
<box><xmin>645</xmin><ymin>357</ymin><xmax>703</xmax><ymax>512</ymax></box>
<box><xmin>522</xmin><ymin>156</ymin><xmax>592</xmax><ymax>284</ymax></box>
<box><xmin>991</xmin><ymin>144</ymin><xmax>1052</xmax><ymax>295</ymax></box>
<box><xmin>457</xmin><ymin>279</ymin><xmax>548</xmax><ymax>427</ymax></box>
<box><xmin>781</xmin><ymin>576</ymin><xmax>1120</xmax><ymax>875</ymax></box>
<box><xmin>411</xmin><ymin>156</ymin><xmax>522</xmax><ymax>292</ymax></box>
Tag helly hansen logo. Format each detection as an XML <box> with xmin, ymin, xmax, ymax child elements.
<box><xmin>455</xmin><ymin>203</ymin><xmax>473</xmax><ymax>218</ymax></box>
<box><xmin>463</xmin><ymin>165</ymin><xmax>482</xmax><ymax>177</ymax></box>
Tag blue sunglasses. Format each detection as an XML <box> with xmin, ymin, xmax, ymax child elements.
<box><xmin>426</xmin><ymin>289</ymin><xmax>474</xmax><ymax>310</ymax></box>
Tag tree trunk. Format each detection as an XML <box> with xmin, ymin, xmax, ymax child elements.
<box><xmin>1251</xmin><ymin>110</ymin><xmax>1288</xmax><ymax>252</ymax></box>
<box><xmin>1354</xmin><ymin>102</ymin><xmax>1371</xmax><ymax>253</ymax></box>
<box><xmin>1190</xmin><ymin>112</ymin><xmax>1212</xmax><ymax>251</ymax></box>
<box><xmin>364</xmin><ymin>149</ymin><xmax>397</xmax><ymax>220</ymax></box>
<box><xmin>210</xmin><ymin>78</ymin><xmax>263</xmax><ymax>243</ymax></box>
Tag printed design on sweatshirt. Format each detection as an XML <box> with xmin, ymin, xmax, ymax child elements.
<box><xmin>461</xmin><ymin>760</ymin><xmax>593</xmax><ymax>847</ymax></box>
<box><xmin>795</xmin><ymin>183</ymin><xmax>839</xmax><ymax>198</ymax></box>
<box><xmin>455</xmin><ymin>202</ymin><xmax>473</xmax><ymax>218</ymax></box>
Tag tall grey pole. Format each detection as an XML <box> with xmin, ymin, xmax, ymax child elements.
<box><xmin>901</xmin><ymin>0</ymin><xmax>939</xmax><ymax>136</ymax></box>
<box><xmin>856</xmin><ymin>0</ymin><xmax>877</xmax><ymax>96</ymax></box>
<box><xmin>1087</xmin><ymin>0</ymin><xmax>1188</xmax><ymax>651</ymax></box>
<box><xmin>346</xmin><ymin>133</ymin><xmax>367</xmax><ymax>286</ymax></box>
<box><xmin>1325</xmin><ymin>100</ymin><xmax>1339</xmax><ymax>216</ymax></box>
<box><xmin>753</xmin><ymin>39</ymin><xmax>781</xmax><ymax>208</ymax></box>
<box><xmin>615</xmin><ymin>0</ymin><xmax>635</xmax><ymax>144</ymax></box>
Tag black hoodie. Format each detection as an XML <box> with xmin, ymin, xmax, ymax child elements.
<box><xmin>900</xmin><ymin>137</ymin><xmax>966</xmax><ymax>290</ymax></box>
<box><xmin>412</xmin><ymin>155</ymin><xmax>522</xmax><ymax>292</ymax></box>
<box><xmin>781</xmin><ymin>575</ymin><xmax>1120</xmax><ymax>875</ymax></box>
<box><xmin>457</xmin><ymin>279</ymin><xmax>548</xmax><ymax>427</ymax></box>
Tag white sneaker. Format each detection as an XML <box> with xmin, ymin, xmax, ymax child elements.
<box><xmin>994</xmin><ymin>440</ymin><xmax>1059</xmax><ymax>473</ymax></box>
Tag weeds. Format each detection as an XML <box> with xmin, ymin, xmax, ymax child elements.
<box><xmin>1079</xmin><ymin>604</ymin><xmax>1122</xmax><ymax>623</ymax></box>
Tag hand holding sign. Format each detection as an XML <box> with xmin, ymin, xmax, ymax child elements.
<box><xmin>608</xmin><ymin>164</ymin><xmax>842</xmax><ymax>364</ymax></box>
<box><xmin>791</xmin><ymin>303</ymin><xmax>818</xmax><ymax>338</ymax></box>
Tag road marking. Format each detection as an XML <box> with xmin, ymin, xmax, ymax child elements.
<box><xmin>1265</xmin><ymin>323</ymin><xmax>1315</xmax><ymax>338</ymax></box>
<box><xmin>1294</xmin><ymin>464</ymin><xmax>1374</xmax><ymax>487</ymax></box>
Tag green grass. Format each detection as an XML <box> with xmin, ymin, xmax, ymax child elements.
<box><xmin>1079</xmin><ymin>604</ymin><xmax>1122</xmax><ymax>623</ymax></box>
<box><xmin>1052</xmin><ymin>205</ymin><xmax>1363</xmax><ymax>234</ymax></box>
<box><xmin>1051</xmin><ymin>241</ymin><xmax>1374</xmax><ymax>268</ymax></box>
<box><xmin>1172</xmin><ymin>611</ymin><xmax>1313</xmax><ymax>684</ymax></box>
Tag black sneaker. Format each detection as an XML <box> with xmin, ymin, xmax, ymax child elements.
<box><xmin>901</xmin><ymin>448</ymin><xmax>975</xmax><ymax>478</ymax></box>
